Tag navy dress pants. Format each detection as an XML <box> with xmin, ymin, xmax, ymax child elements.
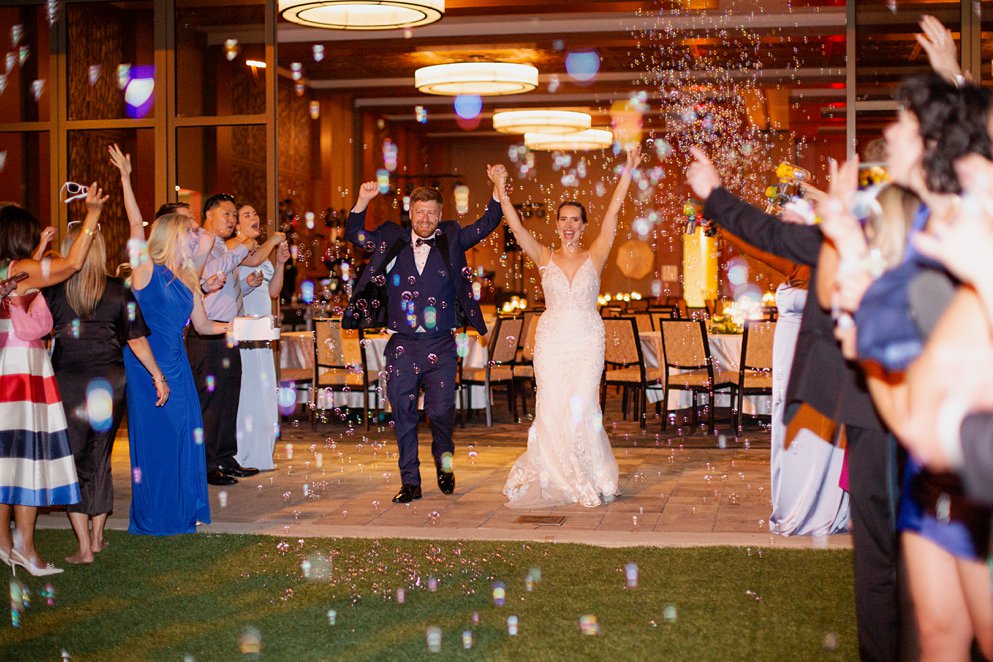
<box><xmin>385</xmin><ymin>333</ymin><xmax>457</xmax><ymax>487</ymax></box>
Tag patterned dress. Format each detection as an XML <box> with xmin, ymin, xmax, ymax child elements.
<box><xmin>0</xmin><ymin>259</ymin><xmax>80</xmax><ymax>506</ymax></box>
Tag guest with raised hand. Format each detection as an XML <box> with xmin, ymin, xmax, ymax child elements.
<box><xmin>686</xmin><ymin>146</ymin><xmax>899</xmax><ymax>660</ymax></box>
<box><xmin>230</xmin><ymin>202</ymin><xmax>290</xmax><ymax>471</ymax></box>
<box><xmin>817</xmin><ymin>74</ymin><xmax>993</xmax><ymax>662</ymax></box>
<box><xmin>0</xmin><ymin>185</ymin><xmax>107</xmax><ymax>576</ymax></box>
<box><xmin>501</xmin><ymin>144</ymin><xmax>641</xmax><ymax>508</ymax></box>
<box><xmin>902</xmin><ymin>154</ymin><xmax>993</xmax><ymax>497</ymax></box>
<box><xmin>109</xmin><ymin>143</ymin><xmax>220</xmax><ymax>535</ymax></box>
<box><xmin>44</xmin><ymin>223</ymin><xmax>166</xmax><ymax>563</ymax></box>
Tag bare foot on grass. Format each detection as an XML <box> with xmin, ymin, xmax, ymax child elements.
<box><xmin>91</xmin><ymin>540</ymin><xmax>108</xmax><ymax>553</ymax></box>
<box><xmin>65</xmin><ymin>551</ymin><xmax>94</xmax><ymax>565</ymax></box>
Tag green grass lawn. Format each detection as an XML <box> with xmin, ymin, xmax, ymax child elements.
<box><xmin>1</xmin><ymin>530</ymin><xmax>855</xmax><ymax>661</ymax></box>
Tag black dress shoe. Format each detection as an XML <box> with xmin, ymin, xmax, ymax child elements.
<box><xmin>436</xmin><ymin>465</ymin><xmax>455</xmax><ymax>495</ymax></box>
<box><xmin>207</xmin><ymin>469</ymin><xmax>237</xmax><ymax>486</ymax></box>
<box><xmin>221</xmin><ymin>464</ymin><xmax>260</xmax><ymax>478</ymax></box>
<box><xmin>392</xmin><ymin>484</ymin><xmax>422</xmax><ymax>503</ymax></box>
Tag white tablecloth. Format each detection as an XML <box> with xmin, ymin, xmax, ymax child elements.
<box><xmin>638</xmin><ymin>331</ymin><xmax>771</xmax><ymax>415</ymax></box>
<box><xmin>278</xmin><ymin>330</ymin><xmax>491</xmax><ymax>410</ymax></box>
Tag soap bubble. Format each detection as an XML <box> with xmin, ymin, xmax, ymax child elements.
<box><xmin>565</xmin><ymin>50</ymin><xmax>600</xmax><ymax>82</ymax></box>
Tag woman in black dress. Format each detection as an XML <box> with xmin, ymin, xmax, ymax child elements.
<box><xmin>44</xmin><ymin>223</ymin><xmax>167</xmax><ymax>564</ymax></box>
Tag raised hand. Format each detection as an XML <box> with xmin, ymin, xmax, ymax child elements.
<box><xmin>487</xmin><ymin>163</ymin><xmax>509</xmax><ymax>189</ymax></box>
<box><xmin>108</xmin><ymin>144</ymin><xmax>132</xmax><ymax>177</ymax></box>
<box><xmin>686</xmin><ymin>146</ymin><xmax>721</xmax><ymax>201</ymax></box>
<box><xmin>916</xmin><ymin>15</ymin><xmax>962</xmax><ymax>83</ymax></box>
<box><xmin>913</xmin><ymin>155</ymin><xmax>993</xmax><ymax>287</ymax></box>
<box><xmin>275</xmin><ymin>241</ymin><xmax>291</xmax><ymax>265</ymax></box>
<box><xmin>83</xmin><ymin>182</ymin><xmax>109</xmax><ymax>213</ymax></box>
<box><xmin>624</xmin><ymin>143</ymin><xmax>643</xmax><ymax>171</ymax></box>
<box><xmin>816</xmin><ymin>158</ymin><xmax>864</xmax><ymax>256</ymax></box>
<box><xmin>357</xmin><ymin>181</ymin><xmax>379</xmax><ymax>203</ymax></box>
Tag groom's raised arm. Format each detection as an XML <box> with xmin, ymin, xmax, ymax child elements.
<box><xmin>346</xmin><ymin>181</ymin><xmax>386</xmax><ymax>247</ymax></box>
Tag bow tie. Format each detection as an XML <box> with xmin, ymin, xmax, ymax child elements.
<box><xmin>415</xmin><ymin>237</ymin><xmax>436</xmax><ymax>247</ymax></box>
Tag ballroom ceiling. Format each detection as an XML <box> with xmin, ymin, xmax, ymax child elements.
<box><xmin>263</xmin><ymin>0</ymin><xmax>972</xmax><ymax>137</ymax></box>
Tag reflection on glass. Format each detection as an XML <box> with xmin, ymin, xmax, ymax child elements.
<box><xmin>0</xmin><ymin>131</ymin><xmax>50</xmax><ymax>220</ymax></box>
<box><xmin>855</xmin><ymin>2</ymin><xmax>960</xmax><ymax>151</ymax></box>
<box><xmin>176</xmin><ymin>125</ymin><xmax>268</xmax><ymax>221</ymax></box>
<box><xmin>0</xmin><ymin>5</ymin><xmax>50</xmax><ymax>122</ymax></box>
<box><xmin>175</xmin><ymin>0</ymin><xmax>266</xmax><ymax>117</ymax></box>
<box><xmin>67</xmin><ymin>129</ymin><xmax>154</xmax><ymax>269</ymax></box>
<box><xmin>67</xmin><ymin>2</ymin><xmax>154</xmax><ymax>121</ymax></box>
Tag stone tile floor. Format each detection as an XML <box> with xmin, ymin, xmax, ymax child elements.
<box><xmin>38</xmin><ymin>402</ymin><xmax>852</xmax><ymax>549</ymax></box>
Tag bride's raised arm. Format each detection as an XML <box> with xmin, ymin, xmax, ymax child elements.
<box><xmin>590</xmin><ymin>144</ymin><xmax>642</xmax><ymax>270</ymax></box>
<box><xmin>492</xmin><ymin>164</ymin><xmax>549</xmax><ymax>266</ymax></box>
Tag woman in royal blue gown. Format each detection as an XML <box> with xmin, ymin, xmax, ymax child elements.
<box><xmin>111</xmin><ymin>144</ymin><xmax>224</xmax><ymax>535</ymax></box>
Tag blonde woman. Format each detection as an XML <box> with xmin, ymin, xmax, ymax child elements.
<box><xmin>123</xmin><ymin>212</ymin><xmax>221</xmax><ymax>535</ymax></box>
<box><xmin>44</xmin><ymin>224</ymin><xmax>166</xmax><ymax>562</ymax></box>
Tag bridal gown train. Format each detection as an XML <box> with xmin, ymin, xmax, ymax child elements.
<box><xmin>503</xmin><ymin>256</ymin><xmax>619</xmax><ymax>508</ymax></box>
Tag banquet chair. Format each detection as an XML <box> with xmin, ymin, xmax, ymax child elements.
<box><xmin>658</xmin><ymin>319</ymin><xmax>737</xmax><ymax>434</ymax></box>
<box><xmin>600</xmin><ymin>317</ymin><xmax>650</xmax><ymax>428</ymax></box>
<box><xmin>734</xmin><ymin>320</ymin><xmax>776</xmax><ymax>433</ymax></box>
<box><xmin>649</xmin><ymin>307</ymin><xmax>680</xmax><ymax>327</ymax></box>
<box><xmin>632</xmin><ymin>312</ymin><xmax>654</xmax><ymax>335</ymax></box>
<box><xmin>312</xmin><ymin>318</ymin><xmax>380</xmax><ymax>430</ymax></box>
<box><xmin>513</xmin><ymin>311</ymin><xmax>541</xmax><ymax>417</ymax></box>
<box><xmin>600</xmin><ymin>305</ymin><xmax>623</xmax><ymax>318</ymax></box>
<box><xmin>461</xmin><ymin>316</ymin><xmax>523</xmax><ymax>426</ymax></box>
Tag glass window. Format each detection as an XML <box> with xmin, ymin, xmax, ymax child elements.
<box><xmin>175</xmin><ymin>0</ymin><xmax>266</xmax><ymax>117</ymax></box>
<box><xmin>854</xmin><ymin>2</ymin><xmax>960</xmax><ymax>154</ymax></box>
<box><xmin>0</xmin><ymin>131</ymin><xmax>50</xmax><ymax>222</ymax></box>
<box><xmin>0</xmin><ymin>4</ymin><xmax>51</xmax><ymax>122</ymax></box>
<box><xmin>67</xmin><ymin>128</ymin><xmax>155</xmax><ymax>269</ymax></box>
<box><xmin>66</xmin><ymin>2</ymin><xmax>156</xmax><ymax>121</ymax></box>
<box><xmin>176</xmin><ymin>124</ymin><xmax>268</xmax><ymax>221</ymax></box>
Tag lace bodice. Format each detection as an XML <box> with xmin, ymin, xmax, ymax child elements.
<box><xmin>540</xmin><ymin>256</ymin><xmax>600</xmax><ymax>314</ymax></box>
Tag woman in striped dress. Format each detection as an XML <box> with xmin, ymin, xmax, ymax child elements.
<box><xmin>0</xmin><ymin>186</ymin><xmax>106</xmax><ymax>576</ymax></box>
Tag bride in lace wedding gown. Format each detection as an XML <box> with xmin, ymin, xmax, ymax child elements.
<box><xmin>500</xmin><ymin>145</ymin><xmax>642</xmax><ymax>508</ymax></box>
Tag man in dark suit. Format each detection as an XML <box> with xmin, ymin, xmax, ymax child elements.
<box><xmin>687</xmin><ymin>148</ymin><xmax>901</xmax><ymax>662</ymax></box>
<box><xmin>344</xmin><ymin>166</ymin><xmax>506</xmax><ymax>503</ymax></box>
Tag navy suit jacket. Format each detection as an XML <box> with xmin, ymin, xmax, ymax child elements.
<box><xmin>342</xmin><ymin>197</ymin><xmax>503</xmax><ymax>335</ymax></box>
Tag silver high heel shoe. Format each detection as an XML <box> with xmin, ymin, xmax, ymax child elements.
<box><xmin>9</xmin><ymin>549</ymin><xmax>63</xmax><ymax>577</ymax></box>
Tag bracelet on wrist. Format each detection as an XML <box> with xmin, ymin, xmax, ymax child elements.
<box><xmin>82</xmin><ymin>226</ymin><xmax>97</xmax><ymax>237</ymax></box>
<box><xmin>152</xmin><ymin>375</ymin><xmax>167</xmax><ymax>384</ymax></box>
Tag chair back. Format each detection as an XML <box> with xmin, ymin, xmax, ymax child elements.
<box><xmin>741</xmin><ymin>320</ymin><xmax>776</xmax><ymax>372</ymax></box>
<box><xmin>314</xmin><ymin>317</ymin><xmax>369</xmax><ymax>386</ymax></box>
<box><xmin>521</xmin><ymin>312</ymin><xmax>541</xmax><ymax>362</ymax></box>
<box><xmin>489</xmin><ymin>316</ymin><xmax>524</xmax><ymax>365</ymax></box>
<box><xmin>603</xmin><ymin>317</ymin><xmax>643</xmax><ymax>367</ymax></box>
<box><xmin>659</xmin><ymin>319</ymin><xmax>711</xmax><ymax>371</ymax></box>
<box><xmin>601</xmin><ymin>305</ymin><xmax>623</xmax><ymax>318</ymax></box>
<box><xmin>632</xmin><ymin>312</ymin><xmax>654</xmax><ymax>335</ymax></box>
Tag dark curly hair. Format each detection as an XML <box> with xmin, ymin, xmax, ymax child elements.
<box><xmin>895</xmin><ymin>73</ymin><xmax>993</xmax><ymax>194</ymax></box>
<box><xmin>0</xmin><ymin>204</ymin><xmax>42</xmax><ymax>260</ymax></box>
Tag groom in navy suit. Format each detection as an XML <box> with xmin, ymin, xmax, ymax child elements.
<box><xmin>344</xmin><ymin>166</ymin><xmax>506</xmax><ymax>503</ymax></box>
